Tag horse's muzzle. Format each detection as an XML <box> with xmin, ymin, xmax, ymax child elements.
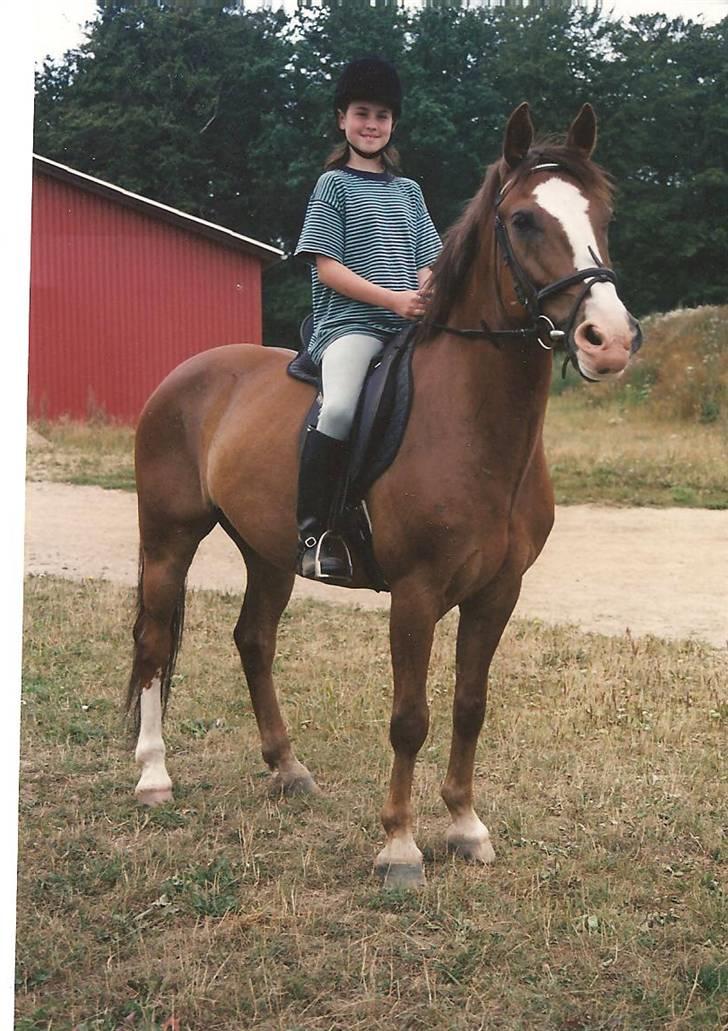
<box><xmin>572</xmin><ymin>311</ymin><xmax>641</xmax><ymax>378</ymax></box>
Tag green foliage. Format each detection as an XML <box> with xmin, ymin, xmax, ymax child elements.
<box><xmin>160</xmin><ymin>857</ymin><xmax>241</xmax><ymax>917</ymax></box>
<box><xmin>34</xmin><ymin>3</ymin><xmax>728</xmax><ymax>345</ymax></box>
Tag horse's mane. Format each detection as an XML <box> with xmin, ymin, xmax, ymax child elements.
<box><xmin>417</xmin><ymin>138</ymin><xmax>615</xmax><ymax>343</ymax></box>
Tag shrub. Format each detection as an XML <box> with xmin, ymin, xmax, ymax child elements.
<box><xmin>636</xmin><ymin>306</ymin><xmax>728</xmax><ymax>424</ymax></box>
<box><xmin>553</xmin><ymin>305</ymin><xmax>728</xmax><ymax>425</ymax></box>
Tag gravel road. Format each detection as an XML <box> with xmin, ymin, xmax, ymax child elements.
<box><xmin>24</xmin><ymin>481</ymin><xmax>727</xmax><ymax>648</ymax></box>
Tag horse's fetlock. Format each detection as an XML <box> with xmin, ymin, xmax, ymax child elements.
<box><xmin>381</xmin><ymin>803</ymin><xmax>411</xmax><ymax>836</ymax></box>
<box><xmin>135</xmin><ymin>740</ymin><xmax>165</xmax><ymax>766</ymax></box>
<box><xmin>261</xmin><ymin>739</ymin><xmax>288</xmax><ymax>771</ymax></box>
<box><xmin>440</xmin><ymin>780</ymin><xmax>468</xmax><ymax>813</ymax></box>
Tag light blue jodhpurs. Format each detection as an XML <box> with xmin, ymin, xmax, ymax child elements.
<box><xmin>316</xmin><ymin>333</ymin><xmax>386</xmax><ymax>441</ymax></box>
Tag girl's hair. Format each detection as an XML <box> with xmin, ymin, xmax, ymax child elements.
<box><xmin>324</xmin><ymin>139</ymin><xmax>401</xmax><ymax>173</ymax></box>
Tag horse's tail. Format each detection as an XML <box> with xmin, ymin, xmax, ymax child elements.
<box><xmin>125</xmin><ymin>546</ymin><xmax>186</xmax><ymax>736</ymax></box>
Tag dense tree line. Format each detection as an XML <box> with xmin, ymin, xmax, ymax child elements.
<box><xmin>34</xmin><ymin>1</ymin><xmax>728</xmax><ymax>344</ymax></box>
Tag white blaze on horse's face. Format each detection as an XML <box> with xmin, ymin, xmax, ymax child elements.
<box><xmin>533</xmin><ymin>176</ymin><xmax>634</xmax><ymax>380</ymax></box>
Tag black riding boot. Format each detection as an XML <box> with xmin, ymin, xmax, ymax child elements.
<box><xmin>296</xmin><ymin>426</ymin><xmax>353</xmax><ymax>584</ymax></box>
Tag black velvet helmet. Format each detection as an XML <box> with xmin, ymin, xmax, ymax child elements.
<box><xmin>333</xmin><ymin>57</ymin><xmax>402</xmax><ymax>121</ymax></box>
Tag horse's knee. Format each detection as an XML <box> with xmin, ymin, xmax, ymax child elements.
<box><xmin>452</xmin><ymin>692</ymin><xmax>486</xmax><ymax>738</ymax></box>
<box><xmin>390</xmin><ymin>702</ymin><xmax>430</xmax><ymax>756</ymax></box>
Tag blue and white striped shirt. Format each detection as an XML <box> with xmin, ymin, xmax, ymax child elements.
<box><xmin>295</xmin><ymin>166</ymin><xmax>442</xmax><ymax>363</ymax></box>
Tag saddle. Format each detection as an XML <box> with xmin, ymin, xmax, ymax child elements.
<box><xmin>287</xmin><ymin>315</ymin><xmax>417</xmax><ymax>590</ymax></box>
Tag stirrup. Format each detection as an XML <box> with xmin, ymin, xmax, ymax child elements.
<box><xmin>298</xmin><ymin>530</ymin><xmax>353</xmax><ymax>585</ymax></box>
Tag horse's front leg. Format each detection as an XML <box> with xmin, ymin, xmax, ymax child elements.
<box><xmin>374</xmin><ymin>584</ymin><xmax>438</xmax><ymax>889</ymax></box>
<box><xmin>441</xmin><ymin>577</ymin><xmax>521</xmax><ymax>864</ymax></box>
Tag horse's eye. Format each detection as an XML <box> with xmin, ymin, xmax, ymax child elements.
<box><xmin>511</xmin><ymin>210</ymin><xmax>537</xmax><ymax>232</ymax></box>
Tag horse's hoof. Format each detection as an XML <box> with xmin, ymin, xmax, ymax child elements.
<box><xmin>373</xmin><ymin>862</ymin><xmax>426</xmax><ymax>890</ymax></box>
<box><xmin>268</xmin><ymin>772</ymin><xmax>321</xmax><ymax>797</ymax></box>
<box><xmin>446</xmin><ymin>835</ymin><xmax>496</xmax><ymax>864</ymax></box>
<box><xmin>135</xmin><ymin>786</ymin><xmax>174</xmax><ymax>807</ymax></box>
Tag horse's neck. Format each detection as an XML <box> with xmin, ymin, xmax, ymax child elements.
<box><xmin>416</xmin><ymin>335</ymin><xmax>551</xmax><ymax>439</ymax></box>
<box><xmin>415</xmin><ymin>278</ymin><xmax>552</xmax><ymax>474</ymax></box>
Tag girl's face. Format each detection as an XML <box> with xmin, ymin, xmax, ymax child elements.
<box><xmin>337</xmin><ymin>100</ymin><xmax>394</xmax><ymax>157</ymax></box>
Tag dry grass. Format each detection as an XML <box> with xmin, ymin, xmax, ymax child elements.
<box><xmin>26</xmin><ymin>397</ymin><xmax>728</xmax><ymax>510</ymax></box>
<box><xmin>544</xmin><ymin>393</ymin><xmax>728</xmax><ymax>508</ymax></box>
<box><xmin>631</xmin><ymin>306</ymin><xmax>728</xmax><ymax>426</ymax></box>
<box><xmin>17</xmin><ymin>576</ymin><xmax>727</xmax><ymax>1029</ymax></box>
<box><xmin>26</xmin><ymin>306</ymin><xmax>728</xmax><ymax>508</ymax></box>
<box><xmin>27</xmin><ymin>418</ymin><xmax>135</xmax><ymax>492</ymax></box>
<box><xmin>545</xmin><ymin>305</ymin><xmax>728</xmax><ymax>508</ymax></box>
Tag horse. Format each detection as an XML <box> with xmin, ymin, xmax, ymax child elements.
<box><xmin>126</xmin><ymin>102</ymin><xmax>641</xmax><ymax>889</ymax></box>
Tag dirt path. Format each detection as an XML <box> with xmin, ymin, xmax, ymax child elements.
<box><xmin>24</xmin><ymin>481</ymin><xmax>727</xmax><ymax>648</ymax></box>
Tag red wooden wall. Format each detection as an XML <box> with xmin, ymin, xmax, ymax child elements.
<box><xmin>29</xmin><ymin>173</ymin><xmax>264</xmax><ymax>422</ymax></box>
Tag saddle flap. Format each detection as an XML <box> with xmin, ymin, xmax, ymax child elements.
<box><xmin>292</xmin><ymin>323</ymin><xmax>416</xmax><ymax>498</ymax></box>
<box><xmin>346</xmin><ymin>326</ymin><xmax>414</xmax><ymax>491</ymax></box>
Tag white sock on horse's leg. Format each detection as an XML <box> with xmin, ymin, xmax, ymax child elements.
<box><xmin>134</xmin><ymin>675</ymin><xmax>173</xmax><ymax>805</ymax></box>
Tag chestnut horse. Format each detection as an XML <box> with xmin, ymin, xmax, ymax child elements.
<box><xmin>127</xmin><ymin>103</ymin><xmax>641</xmax><ymax>888</ymax></box>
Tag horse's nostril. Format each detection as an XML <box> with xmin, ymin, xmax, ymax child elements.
<box><xmin>585</xmin><ymin>324</ymin><xmax>603</xmax><ymax>347</ymax></box>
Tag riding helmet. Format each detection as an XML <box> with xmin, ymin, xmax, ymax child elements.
<box><xmin>333</xmin><ymin>57</ymin><xmax>402</xmax><ymax>121</ymax></box>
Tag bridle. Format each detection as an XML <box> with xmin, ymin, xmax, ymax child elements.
<box><xmin>432</xmin><ymin>162</ymin><xmax>629</xmax><ymax>378</ymax></box>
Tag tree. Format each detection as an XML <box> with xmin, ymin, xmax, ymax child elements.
<box><xmin>34</xmin><ymin>2</ymin><xmax>728</xmax><ymax>344</ymax></box>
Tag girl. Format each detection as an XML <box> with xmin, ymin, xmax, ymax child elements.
<box><xmin>294</xmin><ymin>56</ymin><xmax>442</xmax><ymax>584</ymax></box>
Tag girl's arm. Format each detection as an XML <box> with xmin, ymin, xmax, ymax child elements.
<box><xmin>317</xmin><ymin>256</ymin><xmax>426</xmax><ymax>320</ymax></box>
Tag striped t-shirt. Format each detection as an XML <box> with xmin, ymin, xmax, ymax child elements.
<box><xmin>295</xmin><ymin>166</ymin><xmax>442</xmax><ymax>363</ymax></box>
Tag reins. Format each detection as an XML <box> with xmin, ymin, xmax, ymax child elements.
<box><xmin>430</xmin><ymin>162</ymin><xmax>620</xmax><ymax>378</ymax></box>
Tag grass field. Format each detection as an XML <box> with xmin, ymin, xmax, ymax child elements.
<box><xmin>542</xmin><ymin>393</ymin><xmax>728</xmax><ymax>508</ymax></box>
<box><xmin>17</xmin><ymin>577</ymin><xmax>727</xmax><ymax>1029</ymax></box>
<box><xmin>27</xmin><ymin>303</ymin><xmax>728</xmax><ymax>509</ymax></box>
<box><xmin>26</xmin><ymin>391</ymin><xmax>728</xmax><ymax>509</ymax></box>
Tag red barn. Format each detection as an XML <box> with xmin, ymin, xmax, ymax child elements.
<box><xmin>29</xmin><ymin>155</ymin><xmax>283</xmax><ymax>422</ymax></box>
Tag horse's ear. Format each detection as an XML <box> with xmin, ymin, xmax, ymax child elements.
<box><xmin>567</xmin><ymin>103</ymin><xmax>597</xmax><ymax>157</ymax></box>
<box><xmin>503</xmin><ymin>102</ymin><xmax>534</xmax><ymax>170</ymax></box>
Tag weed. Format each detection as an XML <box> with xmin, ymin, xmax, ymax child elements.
<box><xmin>17</xmin><ymin>578</ymin><xmax>728</xmax><ymax>1029</ymax></box>
<box><xmin>160</xmin><ymin>857</ymin><xmax>241</xmax><ymax>918</ymax></box>
<box><xmin>694</xmin><ymin>962</ymin><xmax>728</xmax><ymax>996</ymax></box>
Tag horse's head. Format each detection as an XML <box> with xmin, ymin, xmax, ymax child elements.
<box><xmin>495</xmin><ymin>103</ymin><xmax>641</xmax><ymax>380</ymax></box>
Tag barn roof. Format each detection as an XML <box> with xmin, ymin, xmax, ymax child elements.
<box><xmin>33</xmin><ymin>154</ymin><xmax>285</xmax><ymax>268</ymax></box>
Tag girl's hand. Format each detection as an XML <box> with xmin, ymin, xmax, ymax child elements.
<box><xmin>389</xmin><ymin>289</ymin><xmax>428</xmax><ymax>320</ymax></box>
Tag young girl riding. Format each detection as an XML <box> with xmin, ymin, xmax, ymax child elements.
<box><xmin>294</xmin><ymin>56</ymin><xmax>442</xmax><ymax>585</ymax></box>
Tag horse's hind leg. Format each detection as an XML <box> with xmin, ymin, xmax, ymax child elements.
<box><xmin>233</xmin><ymin>546</ymin><xmax>319</xmax><ymax>795</ymax></box>
<box><xmin>128</xmin><ymin>516</ymin><xmax>214</xmax><ymax>805</ymax></box>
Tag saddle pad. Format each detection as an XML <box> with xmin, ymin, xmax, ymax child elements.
<box><xmin>286</xmin><ymin>325</ymin><xmax>416</xmax><ymax>501</ymax></box>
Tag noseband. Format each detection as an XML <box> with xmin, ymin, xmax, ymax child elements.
<box><xmin>432</xmin><ymin>163</ymin><xmax>623</xmax><ymax>378</ymax></box>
